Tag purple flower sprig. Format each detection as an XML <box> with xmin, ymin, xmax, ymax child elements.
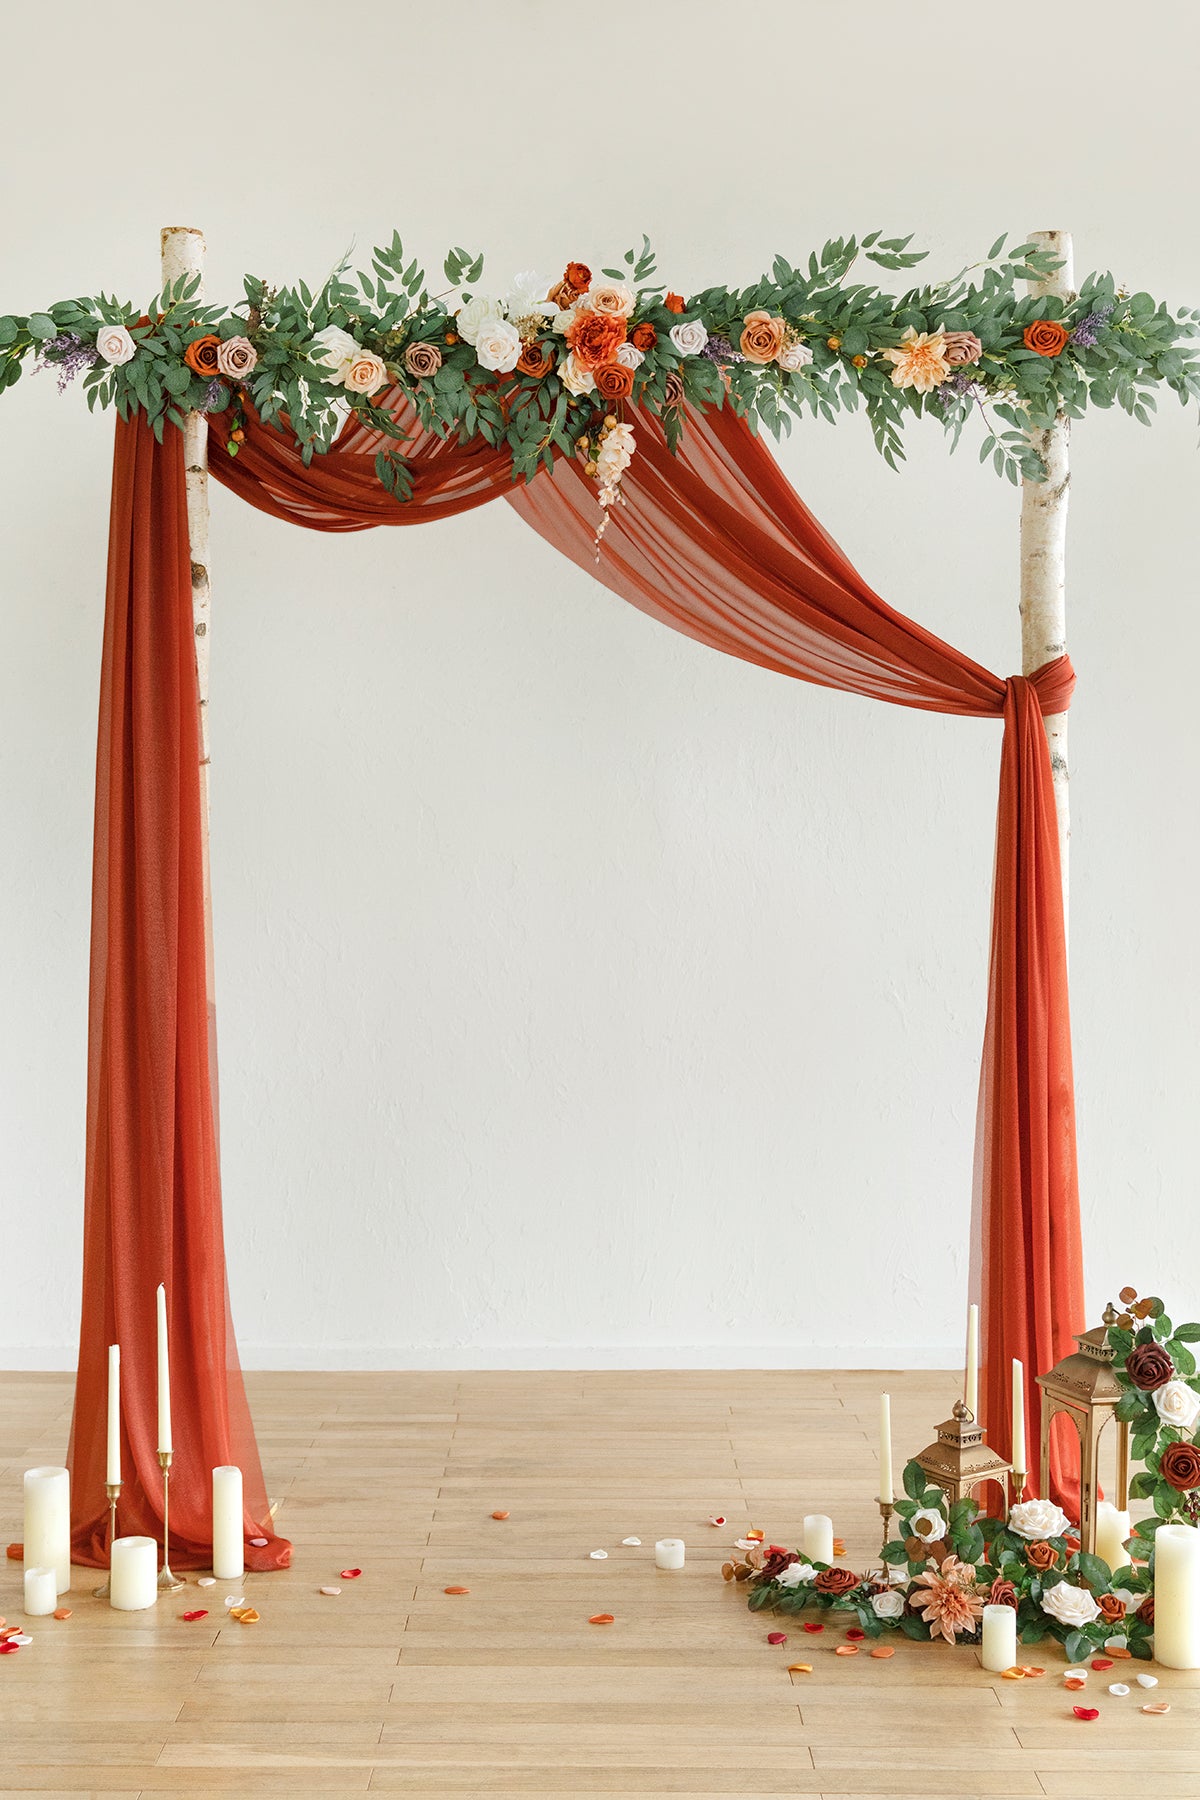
<box><xmin>1070</xmin><ymin>305</ymin><xmax>1115</xmax><ymax>350</ymax></box>
<box><xmin>35</xmin><ymin>332</ymin><xmax>100</xmax><ymax>394</ymax></box>
<box><xmin>703</xmin><ymin>334</ymin><xmax>745</xmax><ymax>365</ymax></box>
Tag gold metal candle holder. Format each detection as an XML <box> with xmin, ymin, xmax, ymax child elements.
<box><xmin>157</xmin><ymin>1450</ymin><xmax>184</xmax><ymax>1591</ymax></box>
<box><xmin>91</xmin><ymin>1480</ymin><xmax>122</xmax><ymax>1598</ymax></box>
<box><xmin>876</xmin><ymin>1495</ymin><xmax>895</xmax><ymax>1558</ymax></box>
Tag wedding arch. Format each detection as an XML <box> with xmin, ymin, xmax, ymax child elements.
<box><xmin>6</xmin><ymin>224</ymin><xmax>1196</xmax><ymax>1566</ymax></box>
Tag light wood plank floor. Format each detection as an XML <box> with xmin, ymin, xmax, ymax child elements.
<box><xmin>1</xmin><ymin>1369</ymin><xmax>1196</xmax><ymax>1798</ymax></box>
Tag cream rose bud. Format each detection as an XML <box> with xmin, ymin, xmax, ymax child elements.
<box><xmin>586</xmin><ymin>281</ymin><xmax>635</xmax><ymax>320</ymax></box>
<box><xmin>95</xmin><ymin>324</ymin><xmax>136</xmax><ymax>366</ymax></box>
<box><xmin>551</xmin><ymin>307</ymin><xmax>579</xmax><ymax>336</ymax></box>
<box><xmin>343</xmin><ymin>351</ymin><xmax>388</xmax><ymax>396</ymax></box>
<box><xmin>311</xmin><ymin>325</ymin><xmax>361</xmax><ymax>382</ymax></box>
<box><xmin>777</xmin><ymin>340</ymin><xmax>814</xmax><ymax>371</ymax></box>
<box><xmin>669</xmin><ymin>319</ymin><xmax>708</xmax><ymax>358</ymax></box>
<box><xmin>1009</xmin><ymin>1497</ymin><xmax>1072</xmax><ymax>1540</ymax></box>
<box><xmin>614</xmin><ymin>341</ymin><xmax>644</xmax><ymax>370</ymax></box>
<box><xmin>216</xmin><ymin>335</ymin><xmax>257</xmax><ymax>378</ymax></box>
<box><xmin>1152</xmin><ymin>1380</ymin><xmax>1200</xmax><ymax>1432</ymax></box>
<box><xmin>871</xmin><ymin>1588</ymin><xmax>905</xmax><ymax>1620</ymax></box>
<box><xmin>1040</xmin><ymin>1580</ymin><xmax>1101</xmax><ymax>1629</ymax></box>
<box><xmin>559</xmin><ymin>351</ymin><xmax>596</xmax><ymax>396</ymax></box>
<box><xmin>774</xmin><ymin>1561</ymin><xmax>817</xmax><ymax>1589</ymax></box>
<box><xmin>910</xmin><ymin>1507</ymin><xmax>947</xmax><ymax>1541</ymax></box>
<box><xmin>473</xmin><ymin>318</ymin><xmax>522</xmax><ymax>375</ymax></box>
<box><xmin>456</xmin><ymin>295</ymin><xmax>504</xmax><ymax>347</ymax></box>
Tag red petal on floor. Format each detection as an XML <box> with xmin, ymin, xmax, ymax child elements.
<box><xmin>181</xmin><ymin>1610</ymin><xmax>209</xmax><ymax>1622</ymax></box>
<box><xmin>1072</xmin><ymin>1706</ymin><xmax>1100</xmax><ymax>1721</ymax></box>
<box><xmin>803</xmin><ymin>1622</ymin><xmax>824</xmax><ymax>1633</ymax></box>
<box><xmin>1091</xmin><ymin>1658</ymin><xmax>1114</xmax><ymax>1670</ymax></box>
<box><xmin>845</xmin><ymin>1628</ymin><xmax>866</xmax><ymax>1640</ymax></box>
<box><xmin>339</xmin><ymin>1569</ymin><xmax>362</xmax><ymax>1579</ymax></box>
<box><xmin>766</xmin><ymin>1631</ymin><xmax>787</xmax><ymax>1645</ymax></box>
<box><xmin>4</xmin><ymin>1545</ymin><xmax>21</xmax><ymax>1561</ymax></box>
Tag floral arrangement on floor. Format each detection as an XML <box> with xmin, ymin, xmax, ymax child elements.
<box><xmin>2</xmin><ymin>231</ymin><xmax>1197</xmax><ymax>510</ymax></box>
<box><xmin>1109</xmin><ymin>1285</ymin><xmax>1200</xmax><ymax>1537</ymax></box>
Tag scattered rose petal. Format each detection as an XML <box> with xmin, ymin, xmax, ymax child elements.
<box><xmin>588</xmin><ymin>1613</ymin><xmax>614</xmax><ymax>1625</ymax></box>
<box><xmin>768</xmin><ymin>1544</ymin><xmax>788</xmax><ymax>1557</ymax></box>
<box><xmin>233</xmin><ymin>1607</ymin><xmax>259</xmax><ymax>1623</ymax></box>
<box><xmin>833</xmin><ymin>1538</ymin><xmax>847</xmax><ymax>1556</ymax></box>
<box><xmin>1002</xmin><ymin>1668</ymin><xmax>1026</xmax><ymax>1680</ymax></box>
<box><xmin>52</xmin><ymin>1609</ymin><xmax>71</xmax><ymax>1621</ymax></box>
<box><xmin>0</xmin><ymin>1642</ymin><xmax>19</xmax><ymax>1654</ymax></box>
<box><xmin>1020</xmin><ymin>1667</ymin><xmax>1045</xmax><ymax>1678</ymax></box>
<box><xmin>319</xmin><ymin>1586</ymin><xmax>342</xmax><ymax>1596</ymax></box>
<box><xmin>443</xmin><ymin>1586</ymin><xmax>469</xmax><ymax>1595</ymax></box>
<box><xmin>845</xmin><ymin>1628</ymin><xmax>866</xmax><ymax>1641</ymax></box>
<box><xmin>0</xmin><ymin>1618</ymin><xmax>5</xmax><ymax>1628</ymax></box>
<box><xmin>1065</xmin><ymin>1668</ymin><xmax>1089</xmax><ymax>1680</ymax></box>
<box><xmin>1065</xmin><ymin>1677</ymin><xmax>1088</xmax><ymax>1691</ymax></box>
<box><xmin>197</xmin><ymin>1577</ymin><xmax>216</xmax><ymax>1587</ymax></box>
<box><xmin>1073</xmin><ymin>1706</ymin><xmax>1100</xmax><ymax>1721</ymax></box>
<box><xmin>181</xmin><ymin>1609</ymin><xmax>209</xmax><ymax>1622</ymax></box>
<box><xmin>1142</xmin><ymin>1701</ymin><xmax>1171</xmax><ymax>1715</ymax></box>
<box><xmin>1091</xmin><ymin>1658</ymin><xmax>1114</xmax><ymax>1670</ymax></box>
<box><xmin>787</xmin><ymin>1662</ymin><xmax>813</xmax><ymax>1673</ymax></box>
<box><xmin>621</xmin><ymin>1537</ymin><xmax>641</xmax><ymax>1547</ymax></box>
<box><xmin>732</xmin><ymin>1539</ymin><xmax>759</xmax><ymax>1552</ymax></box>
<box><xmin>249</xmin><ymin>1537</ymin><xmax>268</xmax><ymax>1547</ymax></box>
<box><xmin>0</xmin><ymin>1627</ymin><xmax>19</xmax><ymax>1640</ymax></box>
<box><xmin>766</xmin><ymin>1631</ymin><xmax>787</xmax><ymax>1645</ymax></box>
<box><xmin>224</xmin><ymin>1596</ymin><xmax>245</xmax><ymax>1608</ymax></box>
<box><xmin>870</xmin><ymin>1646</ymin><xmax>896</xmax><ymax>1659</ymax></box>
<box><xmin>339</xmin><ymin>1569</ymin><xmax>362</xmax><ymax>1580</ymax></box>
<box><xmin>803</xmin><ymin>1622</ymin><xmax>824</xmax><ymax>1634</ymax></box>
<box><xmin>1108</xmin><ymin>1683</ymin><xmax>1130</xmax><ymax>1696</ymax></box>
<box><xmin>708</xmin><ymin>1516</ymin><xmax>726</xmax><ymax>1527</ymax></box>
<box><xmin>835</xmin><ymin>1643</ymin><xmax>859</xmax><ymax>1656</ymax></box>
<box><xmin>589</xmin><ymin>1550</ymin><xmax>608</xmax><ymax>1560</ymax></box>
<box><xmin>746</xmin><ymin>1528</ymin><xmax>764</xmax><ymax>1542</ymax></box>
<box><xmin>491</xmin><ymin>1511</ymin><xmax>510</xmax><ymax>1520</ymax></box>
<box><xmin>1136</xmin><ymin>1674</ymin><xmax>1159</xmax><ymax>1689</ymax></box>
<box><xmin>9</xmin><ymin>1633</ymin><xmax>32</xmax><ymax>1646</ymax></box>
<box><xmin>5</xmin><ymin>1544</ymin><xmax>22</xmax><ymax>1560</ymax></box>
<box><xmin>1107</xmin><ymin>1645</ymin><xmax>1132</xmax><ymax>1657</ymax></box>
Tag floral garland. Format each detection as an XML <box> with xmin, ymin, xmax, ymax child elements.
<box><xmin>2</xmin><ymin>231</ymin><xmax>1197</xmax><ymax>512</ymax></box>
<box><xmin>732</xmin><ymin>1290</ymin><xmax>1200</xmax><ymax>1665</ymax></box>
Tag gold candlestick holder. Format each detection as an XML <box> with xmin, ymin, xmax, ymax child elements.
<box><xmin>92</xmin><ymin>1480</ymin><xmax>122</xmax><ymax>1598</ymax></box>
<box><xmin>157</xmin><ymin>1450</ymin><xmax>184</xmax><ymax>1591</ymax></box>
<box><xmin>1010</xmin><ymin>1465</ymin><xmax>1028</xmax><ymax>1510</ymax></box>
<box><xmin>876</xmin><ymin>1495</ymin><xmax>895</xmax><ymax>1559</ymax></box>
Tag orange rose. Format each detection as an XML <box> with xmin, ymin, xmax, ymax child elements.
<box><xmin>630</xmin><ymin>321</ymin><xmax>658</xmax><ymax>352</ymax></box>
<box><xmin>547</xmin><ymin>280</ymin><xmax>580</xmax><ymax>309</ymax></box>
<box><xmin>594</xmin><ymin>361</ymin><xmax>634</xmax><ymax>401</ymax></box>
<box><xmin>184</xmin><ymin>334</ymin><xmax>221</xmax><ymax>377</ymax></box>
<box><xmin>517</xmin><ymin>342</ymin><xmax>555</xmax><ymax>379</ymax></box>
<box><xmin>740</xmin><ymin>311</ymin><xmax>787</xmax><ymax>364</ymax></box>
<box><xmin>565</xmin><ymin>262</ymin><xmax>591</xmax><ymax>293</ymax></box>
<box><xmin>566</xmin><ymin>309</ymin><xmax>626</xmax><ymax>370</ymax></box>
<box><xmin>1025</xmin><ymin>1540</ymin><xmax>1058</xmax><ymax>1571</ymax></box>
<box><xmin>988</xmin><ymin>1578</ymin><xmax>1018</xmax><ymax>1610</ymax></box>
<box><xmin>1098</xmin><ymin>1594</ymin><xmax>1127</xmax><ymax>1624</ymax></box>
<box><xmin>664</xmin><ymin>292</ymin><xmax>686</xmax><ymax>313</ymax></box>
<box><xmin>1160</xmin><ymin>1441</ymin><xmax>1200</xmax><ymax>1491</ymax></box>
<box><xmin>815</xmin><ymin>1566</ymin><xmax>858</xmax><ymax>1595</ymax></box>
<box><xmin>1024</xmin><ymin>318</ymin><xmax>1069</xmax><ymax>357</ymax></box>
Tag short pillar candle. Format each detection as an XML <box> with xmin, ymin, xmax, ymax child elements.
<box><xmin>109</xmin><ymin>1536</ymin><xmax>158</xmax><ymax>1612</ymax></box>
<box><xmin>981</xmin><ymin>1602</ymin><xmax>1018</xmax><ymax>1672</ymax></box>
<box><xmin>655</xmin><ymin>1538</ymin><xmax>685</xmax><ymax>1570</ymax></box>
<box><xmin>23</xmin><ymin>1566</ymin><xmax>57</xmax><ymax>1616</ymax></box>
<box><xmin>1095</xmin><ymin>1502</ymin><xmax>1131</xmax><ymax>1575</ymax></box>
<box><xmin>803</xmin><ymin>1514</ymin><xmax>834</xmax><ymax>1564</ymax></box>
<box><xmin>23</xmin><ymin>1466</ymin><xmax>71</xmax><ymax>1595</ymax></box>
<box><xmin>1153</xmin><ymin>1523</ymin><xmax>1200</xmax><ymax>1669</ymax></box>
<box><xmin>211</xmin><ymin>1466</ymin><xmax>244</xmax><ymax>1581</ymax></box>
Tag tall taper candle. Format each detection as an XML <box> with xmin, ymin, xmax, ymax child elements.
<box><xmin>1011</xmin><ymin>1358</ymin><xmax>1025</xmax><ymax>1475</ymax></box>
<box><xmin>23</xmin><ymin>1466</ymin><xmax>70</xmax><ymax>1595</ymax></box>
<box><xmin>156</xmin><ymin>1284</ymin><xmax>172</xmax><ymax>1455</ymax></box>
<box><xmin>966</xmin><ymin>1302</ymin><xmax>979</xmax><ymax>1419</ymax></box>
<box><xmin>212</xmin><ymin>1466</ymin><xmax>244</xmax><ymax>1581</ymax></box>
<box><xmin>879</xmin><ymin>1393</ymin><xmax>893</xmax><ymax>1503</ymax></box>
<box><xmin>1154</xmin><ymin>1523</ymin><xmax>1200</xmax><ymax>1668</ymax></box>
<box><xmin>107</xmin><ymin>1343</ymin><xmax>121</xmax><ymax>1486</ymax></box>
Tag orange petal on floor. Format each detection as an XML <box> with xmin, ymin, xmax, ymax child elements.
<box><xmin>1107</xmin><ymin>1646</ymin><xmax>1132</xmax><ymax>1658</ymax></box>
<box><xmin>52</xmin><ymin>1608</ymin><xmax>72</xmax><ymax>1621</ymax></box>
<box><xmin>588</xmin><ymin>1613</ymin><xmax>615</xmax><ymax>1625</ymax></box>
<box><xmin>870</xmin><ymin>1646</ymin><xmax>896</xmax><ymax>1658</ymax></box>
<box><xmin>491</xmin><ymin>1511</ymin><xmax>510</xmax><ymax>1520</ymax></box>
<box><xmin>1064</xmin><ymin>1677</ymin><xmax>1087</xmax><ymax>1690</ymax></box>
<box><xmin>1002</xmin><ymin>1668</ymin><xmax>1026</xmax><ymax>1680</ymax></box>
<box><xmin>834</xmin><ymin>1644</ymin><xmax>859</xmax><ymax>1656</ymax></box>
<box><xmin>745</xmin><ymin>1528</ymin><xmax>764</xmax><ymax>1542</ymax></box>
<box><xmin>1020</xmin><ymin>1666</ymin><xmax>1045</xmax><ymax>1677</ymax></box>
<box><xmin>1142</xmin><ymin>1702</ymin><xmax>1171</xmax><ymax>1715</ymax></box>
<box><xmin>5</xmin><ymin>1545</ymin><xmax>21</xmax><ymax>1560</ymax></box>
<box><xmin>833</xmin><ymin>1538</ymin><xmax>847</xmax><ymax>1556</ymax></box>
<box><xmin>234</xmin><ymin>1607</ymin><xmax>259</xmax><ymax>1624</ymax></box>
<box><xmin>786</xmin><ymin>1663</ymin><xmax>813</xmax><ymax>1673</ymax></box>
<box><xmin>443</xmin><ymin>1585</ymin><xmax>470</xmax><ymax>1595</ymax></box>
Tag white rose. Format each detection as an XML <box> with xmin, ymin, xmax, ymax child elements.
<box><xmin>96</xmin><ymin>324</ymin><xmax>136</xmax><ymax>367</ymax></box>
<box><xmin>551</xmin><ymin>306</ymin><xmax>579</xmax><ymax>336</ymax></box>
<box><xmin>473</xmin><ymin>318</ymin><xmax>522</xmax><ymax>375</ymax></box>
<box><xmin>310</xmin><ymin>325</ymin><xmax>361</xmax><ymax>383</ymax></box>
<box><xmin>871</xmin><ymin>1588</ymin><xmax>905</xmax><ymax>1620</ymax></box>
<box><xmin>778</xmin><ymin>339</ymin><xmax>814</xmax><ymax>371</ymax></box>
<box><xmin>1040</xmin><ymin>1580</ymin><xmax>1101</xmax><ymax>1630</ymax></box>
<box><xmin>670</xmin><ymin>318</ymin><xmax>709</xmax><ymax>358</ymax></box>
<box><xmin>910</xmin><ymin>1507</ymin><xmax>947</xmax><ymax>1543</ymax></box>
<box><xmin>585</xmin><ymin>281</ymin><xmax>635</xmax><ymax>320</ymax></box>
<box><xmin>342</xmin><ymin>350</ymin><xmax>388</xmax><ymax>396</ymax></box>
<box><xmin>559</xmin><ymin>351</ymin><xmax>596</xmax><ymax>396</ymax></box>
<box><xmin>456</xmin><ymin>295</ymin><xmax>504</xmax><ymax>347</ymax></box>
<box><xmin>774</xmin><ymin>1561</ymin><xmax>816</xmax><ymax>1589</ymax></box>
<box><xmin>1009</xmin><ymin>1498</ymin><xmax>1072</xmax><ymax>1541</ymax></box>
<box><xmin>1153</xmin><ymin>1380</ymin><xmax>1200</xmax><ymax>1433</ymax></box>
<box><xmin>614</xmin><ymin>341</ymin><xmax>644</xmax><ymax>370</ymax></box>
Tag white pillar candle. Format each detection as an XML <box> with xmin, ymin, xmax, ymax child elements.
<box><xmin>981</xmin><ymin>1602</ymin><xmax>1018</xmax><ymax>1672</ymax></box>
<box><xmin>879</xmin><ymin>1394</ymin><xmax>893</xmax><ymax>1504</ymax></box>
<box><xmin>106</xmin><ymin>1343</ymin><xmax>121</xmax><ymax>1486</ymax></box>
<box><xmin>803</xmin><ymin>1514</ymin><xmax>834</xmax><ymax>1564</ymax></box>
<box><xmin>211</xmin><ymin>1466</ymin><xmax>244</xmax><ymax>1581</ymax></box>
<box><xmin>156</xmin><ymin>1283</ymin><xmax>172</xmax><ymax>1454</ymax></box>
<box><xmin>109</xmin><ymin>1535</ymin><xmax>158</xmax><ymax>1612</ymax></box>
<box><xmin>654</xmin><ymin>1538</ymin><xmax>685</xmax><ymax>1570</ymax></box>
<box><xmin>1095</xmin><ymin>1501</ymin><xmax>1131</xmax><ymax>1575</ymax></box>
<box><xmin>1011</xmin><ymin>1359</ymin><xmax>1026</xmax><ymax>1476</ymax></box>
<box><xmin>23</xmin><ymin>1566</ymin><xmax>57</xmax><ymax>1617</ymax></box>
<box><xmin>1153</xmin><ymin>1523</ymin><xmax>1200</xmax><ymax>1669</ymax></box>
<box><xmin>23</xmin><ymin>1466</ymin><xmax>71</xmax><ymax>1595</ymax></box>
<box><xmin>966</xmin><ymin>1302</ymin><xmax>979</xmax><ymax>1420</ymax></box>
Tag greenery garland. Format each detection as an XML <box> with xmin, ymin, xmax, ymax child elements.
<box><xmin>730</xmin><ymin>1288</ymin><xmax>1200</xmax><ymax>1665</ymax></box>
<box><xmin>2</xmin><ymin>232</ymin><xmax>1197</xmax><ymax>502</ymax></box>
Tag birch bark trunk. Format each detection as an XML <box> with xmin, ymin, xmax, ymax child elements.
<box><xmin>1019</xmin><ymin>229</ymin><xmax>1074</xmax><ymax>927</ymax></box>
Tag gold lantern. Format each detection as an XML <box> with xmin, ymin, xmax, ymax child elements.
<box><xmin>914</xmin><ymin>1400</ymin><xmax>1012</xmax><ymax>1510</ymax></box>
<box><xmin>1035</xmin><ymin>1302</ymin><xmax>1131</xmax><ymax>1558</ymax></box>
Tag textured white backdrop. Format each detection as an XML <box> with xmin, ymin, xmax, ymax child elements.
<box><xmin>2</xmin><ymin>0</ymin><xmax>1198</xmax><ymax>1367</ymax></box>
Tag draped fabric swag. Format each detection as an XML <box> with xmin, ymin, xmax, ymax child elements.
<box><xmin>68</xmin><ymin>392</ymin><xmax>1083</xmax><ymax>1557</ymax></box>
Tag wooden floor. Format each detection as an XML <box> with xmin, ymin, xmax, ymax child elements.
<box><xmin>1</xmin><ymin>1368</ymin><xmax>1197</xmax><ymax>1798</ymax></box>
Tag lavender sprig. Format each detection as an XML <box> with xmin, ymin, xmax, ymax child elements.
<box><xmin>35</xmin><ymin>332</ymin><xmax>99</xmax><ymax>394</ymax></box>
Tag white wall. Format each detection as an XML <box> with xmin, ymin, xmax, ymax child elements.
<box><xmin>2</xmin><ymin>0</ymin><xmax>1198</xmax><ymax>1368</ymax></box>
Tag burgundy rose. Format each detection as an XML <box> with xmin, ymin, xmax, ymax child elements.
<box><xmin>988</xmin><ymin>1577</ymin><xmax>1018</xmax><ymax>1610</ymax></box>
<box><xmin>1125</xmin><ymin>1343</ymin><xmax>1174</xmax><ymax>1391</ymax></box>
<box><xmin>815</xmin><ymin>1566</ymin><xmax>858</xmax><ymax>1595</ymax></box>
<box><xmin>1160</xmin><ymin>1441</ymin><xmax>1200</xmax><ymax>1491</ymax></box>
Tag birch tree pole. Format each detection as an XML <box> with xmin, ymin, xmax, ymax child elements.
<box><xmin>1020</xmin><ymin>228</ymin><xmax>1075</xmax><ymax>927</ymax></box>
<box><xmin>159</xmin><ymin>227</ymin><xmax>216</xmax><ymax>1022</ymax></box>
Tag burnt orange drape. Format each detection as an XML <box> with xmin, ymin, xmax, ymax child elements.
<box><xmin>77</xmin><ymin>388</ymin><xmax>1082</xmax><ymax>1536</ymax></box>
